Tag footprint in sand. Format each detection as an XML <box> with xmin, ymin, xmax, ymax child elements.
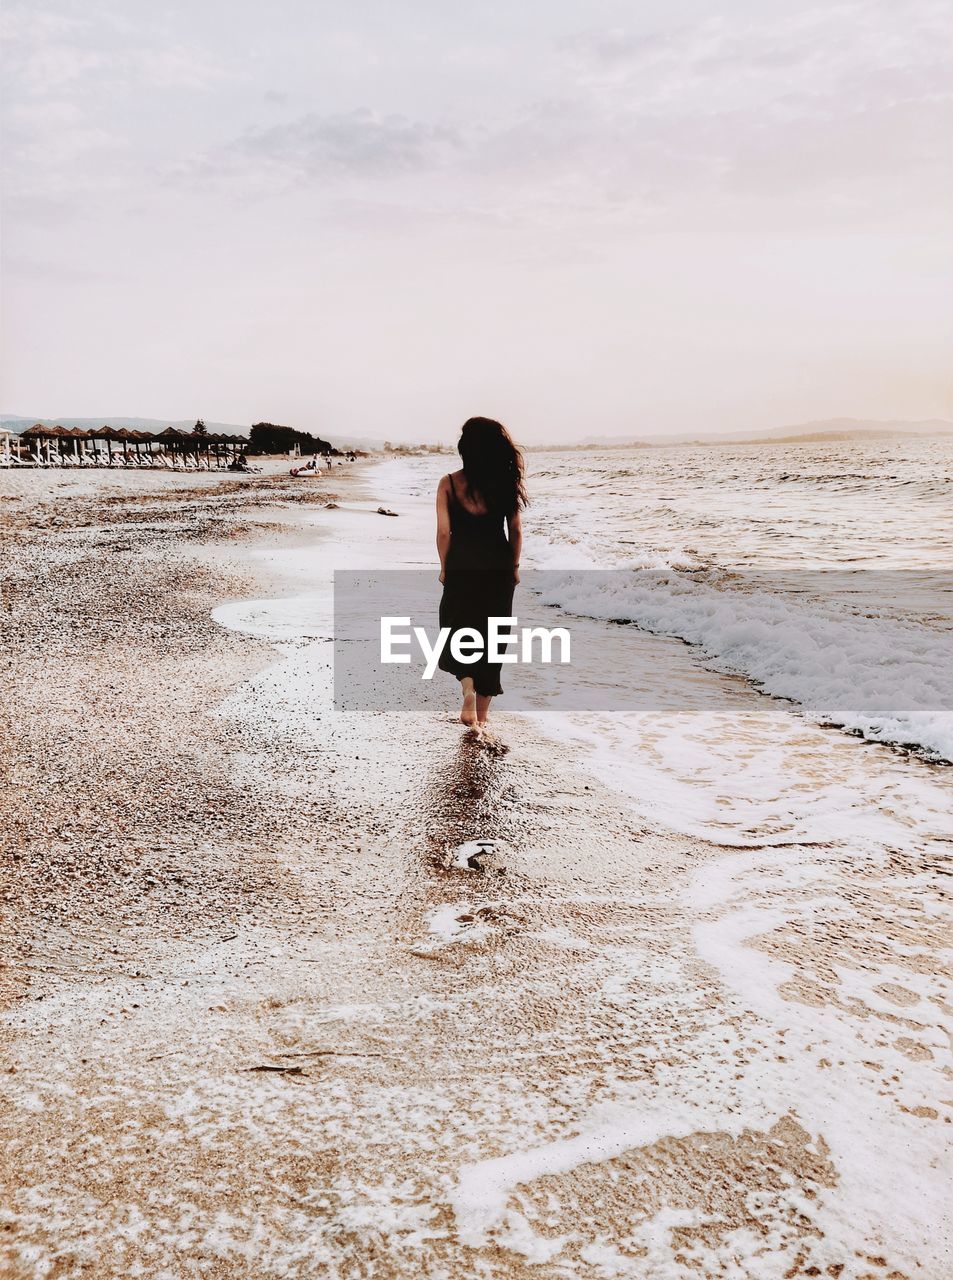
<box><xmin>407</xmin><ymin>901</ymin><xmax>516</xmax><ymax>958</ymax></box>
<box><xmin>450</xmin><ymin>839</ymin><xmax>501</xmax><ymax>871</ymax></box>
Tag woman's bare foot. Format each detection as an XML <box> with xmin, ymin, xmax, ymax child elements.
<box><xmin>460</xmin><ymin>690</ymin><xmax>478</xmax><ymax>727</ymax></box>
<box><xmin>476</xmin><ymin>694</ymin><xmax>492</xmax><ymax>728</ymax></box>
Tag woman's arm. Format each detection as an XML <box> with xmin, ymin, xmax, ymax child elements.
<box><xmin>506</xmin><ymin>508</ymin><xmax>523</xmax><ymax>584</ymax></box>
<box><xmin>436</xmin><ymin>475</ymin><xmax>452</xmax><ymax>583</ymax></box>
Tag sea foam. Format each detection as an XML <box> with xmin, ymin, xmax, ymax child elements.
<box><xmin>534</xmin><ymin>568</ymin><xmax>953</xmax><ymax>761</ymax></box>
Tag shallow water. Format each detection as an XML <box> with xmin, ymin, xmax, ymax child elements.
<box><xmin>366</xmin><ymin>444</ymin><xmax>951</xmax><ymax>854</ymax></box>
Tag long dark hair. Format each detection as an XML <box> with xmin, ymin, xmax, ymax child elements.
<box><xmin>458</xmin><ymin>417</ymin><xmax>528</xmax><ymax>513</ymax></box>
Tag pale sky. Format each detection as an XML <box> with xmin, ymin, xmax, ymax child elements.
<box><xmin>2</xmin><ymin>0</ymin><xmax>951</xmax><ymax>443</ymax></box>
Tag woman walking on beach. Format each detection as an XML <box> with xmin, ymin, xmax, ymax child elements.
<box><xmin>436</xmin><ymin>417</ymin><xmax>527</xmax><ymax>730</ymax></box>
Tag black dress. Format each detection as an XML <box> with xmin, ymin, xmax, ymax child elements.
<box><xmin>438</xmin><ymin>474</ymin><xmax>516</xmax><ymax>697</ymax></box>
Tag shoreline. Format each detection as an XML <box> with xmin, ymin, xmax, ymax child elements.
<box><xmin>1</xmin><ymin>462</ymin><xmax>949</xmax><ymax>1278</ymax></box>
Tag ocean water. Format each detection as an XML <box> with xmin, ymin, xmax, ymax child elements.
<box><xmin>373</xmin><ymin>439</ymin><xmax>952</xmax><ymax>852</ymax></box>
<box><xmin>527</xmin><ymin>438</ymin><xmax>952</xmax><ymax>572</ymax></box>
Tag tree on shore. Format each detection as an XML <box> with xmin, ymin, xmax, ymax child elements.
<box><xmin>248</xmin><ymin>421</ymin><xmax>334</xmax><ymax>456</ymax></box>
<box><xmin>193</xmin><ymin>419</ymin><xmax>207</xmax><ymax>436</ymax></box>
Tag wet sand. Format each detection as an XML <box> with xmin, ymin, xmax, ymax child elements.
<box><xmin>1</xmin><ymin>464</ymin><xmax>949</xmax><ymax>1279</ymax></box>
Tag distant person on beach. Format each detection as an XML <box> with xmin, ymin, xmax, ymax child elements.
<box><xmin>436</xmin><ymin>417</ymin><xmax>527</xmax><ymax>731</ymax></box>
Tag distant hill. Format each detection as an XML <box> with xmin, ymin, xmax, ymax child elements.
<box><xmin>324</xmin><ymin>434</ymin><xmax>385</xmax><ymax>451</ymax></box>
<box><xmin>689</xmin><ymin>417</ymin><xmax>953</xmax><ymax>444</ymax></box>
<box><xmin>570</xmin><ymin>418</ymin><xmax>953</xmax><ymax>449</ymax></box>
<box><xmin>718</xmin><ymin>425</ymin><xmax>953</xmax><ymax>445</ymax></box>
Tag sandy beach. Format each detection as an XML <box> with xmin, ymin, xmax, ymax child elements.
<box><xmin>1</xmin><ymin>461</ymin><xmax>949</xmax><ymax>1279</ymax></box>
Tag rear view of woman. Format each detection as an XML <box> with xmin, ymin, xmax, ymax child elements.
<box><xmin>436</xmin><ymin>416</ymin><xmax>527</xmax><ymax>730</ymax></box>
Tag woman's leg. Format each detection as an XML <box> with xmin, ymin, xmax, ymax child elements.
<box><xmin>459</xmin><ymin>676</ymin><xmax>478</xmax><ymax>727</ymax></box>
<box><xmin>476</xmin><ymin>694</ymin><xmax>492</xmax><ymax>727</ymax></box>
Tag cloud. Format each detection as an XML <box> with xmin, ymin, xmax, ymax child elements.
<box><xmin>1</xmin><ymin>1</ymin><xmax>241</xmax><ymax>210</ymax></box>
<box><xmin>494</xmin><ymin>1</ymin><xmax>953</xmax><ymax>225</ymax></box>
<box><xmin>191</xmin><ymin>109</ymin><xmax>463</xmax><ymax>186</ymax></box>
<box><xmin>6</xmin><ymin>0</ymin><xmax>951</xmax><ymax>245</ymax></box>
<box><xmin>560</xmin><ymin>1</ymin><xmax>952</xmax><ymax>115</ymax></box>
<box><xmin>3</xmin><ymin>0</ymin><xmax>236</xmax><ymax>106</ymax></box>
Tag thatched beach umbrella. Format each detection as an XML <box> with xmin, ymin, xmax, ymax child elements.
<box><xmin>200</xmin><ymin>433</ymin><xmax>221</xmax><ymax>467</ymax></box>
<box><xmin>43</xmin><ymin>425</ymin><xmax>70</xmax><ymax>462</ymax></box>
<box><xmin>224</xmin><ymin>433</ymin><xmax>249</xmax><ymax>463</ymax></box>
<box><xmin>85</xmin><ymin>425</ymin><xmax>104</xmax><ymax>461</ymax></box>
<box><xmin>18</xmin><ymin>424</ymin><xmax>41</xmax><ymax>463</ymax></box>
<box><xmin>97</xmin><ymin>426</ymin><xmax>124</xmax><ymax>463</ymax></box>
<box><xmin>59</xmin><ymin>426</ymin><xmax>88</xmax><ymax>462</ymax></box>
<box><xmin>157</xmin><ymin>427</ymin><xmax>187</xmax><ymax>460</ymax></box>
<box><xmin>112</xmin><ymin>427</ymin><xmax>138</xmax><ymax>460</ymax></box>
<box><xmin>20</xmin><ymin>423</ymin><xmax>57</xmax><ymax>464</ymax></box>
<box><xmin>185</xmin><ymin>428</ymin><xmax>207</xmax><ymax>464</ymax></box>
<box><xmin>129</xmin><ymin>429</ymin><xmax>153</xmax><ymax>459</ymax></box>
